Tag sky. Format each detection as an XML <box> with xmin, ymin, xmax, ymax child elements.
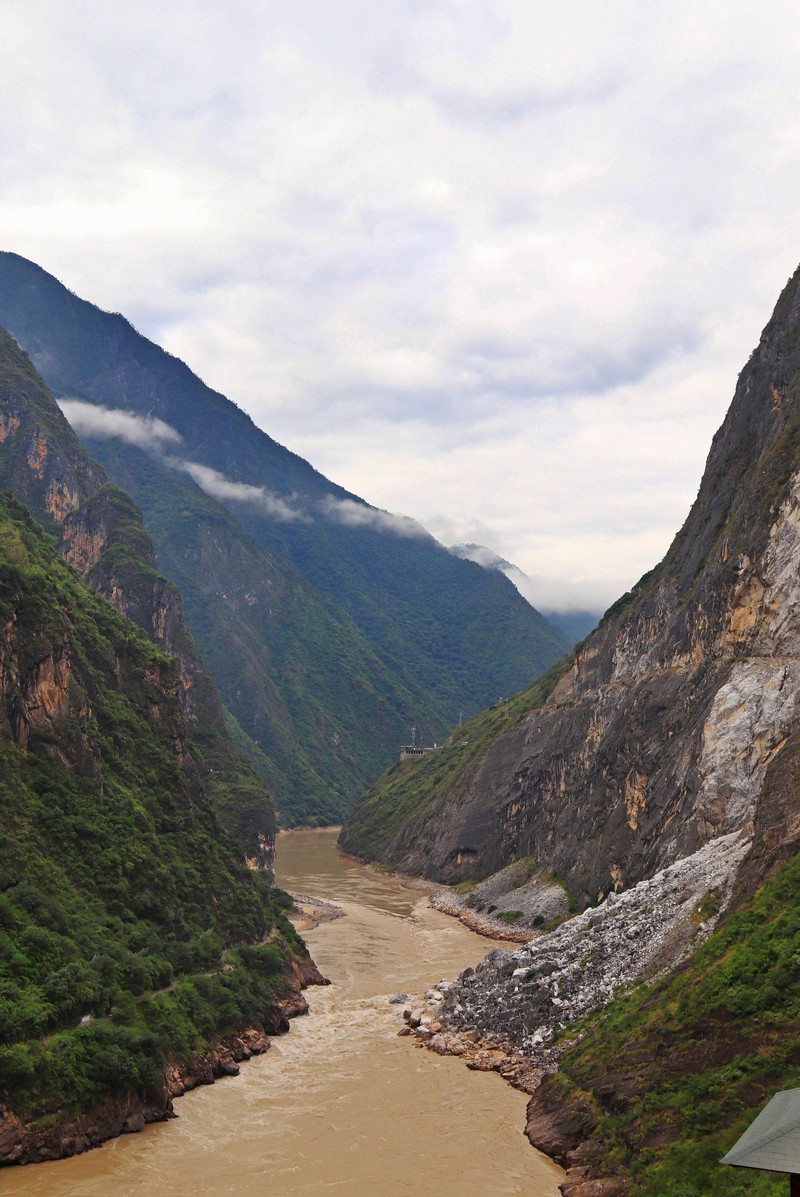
<box><xmin>3</xmin><ymin>1</ymin><xmax>800</xmax><ymax>612</ymax></box>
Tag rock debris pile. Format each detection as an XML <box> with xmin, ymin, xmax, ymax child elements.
<box><xmin>430</xmin><ymin>859</ymin><xmax>569</xmax><ymax>941</ymax></box>
<box><xmin>413</xmin><ymin>832</ymin><xmax>749</xmax><ymax>1061</ymax></box>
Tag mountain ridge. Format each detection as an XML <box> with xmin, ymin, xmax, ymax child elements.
<box><xmin>0</xmin><ymin>252</ymin><xmax>569</xmax><ymax>821</ymax></box>
<box><xmin>0</xmin><ymin>325</ymin><xmax>276</xmax><ymax>861</ymax></box>
<box><xmin>341</xmin><ymin>260</ymin><xmax>800</xmax><ymax>1194</ymax></box>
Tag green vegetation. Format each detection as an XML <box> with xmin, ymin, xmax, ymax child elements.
<box><xmin>339</xmin><ymin>658</ymin><xmax>572</xmax><ymax>863</ymax></box>
<box><xmin>0</xmin><ymin>252</ymin><xmax>570</xmax><ymax>826</ymax></box>
<box><xmin>0</xmin><ymin>493</ymin><xmax>302</xmax><ymax>1124</ymax></box>
<box><xmin>0</xmin><ymin>325</ymin><xmax>276</xmax><ymax>859</ymax></box>
<box><xmin>90</xmin><ymin>438</ymin><xmax>439</xmax><ymax>828</ymax></box>
<box><xmin>546</xmin><ymin>848</ymin><xmax>800</xmax><ymax>1195</ymax></box>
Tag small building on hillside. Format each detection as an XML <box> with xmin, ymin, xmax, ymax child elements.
<box><xmin>399</xmin><ymin>744</ymin><xmax>439</xmax><ymax>761</ymax></box>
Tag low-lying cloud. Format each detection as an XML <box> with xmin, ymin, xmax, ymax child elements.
<box><xmin>450</xmin><ymin>542</ymin><xmax>606</xmax><ymax>616</ymax></box>
<box><xmin>59</xmin><ymin>398</ymin><xmax>433</xmax><ymax>538</ymax></box>
<box><xmin>321</xmin><ymin>496</ymin><xmax>430</xmax><ymax>538</ymax></box>
<box><xmin>171</xmin><ymin>460</ymin><xmax>305</xmax><ymax>522</ymax></box>
<box><xmin>59</xmin><ymin>398</ymin><xmax>303</xmax><ymax>522</ymax></box>
<box><xmin>58</xmin><ymin>400</ymin><xmax>183</xmax><ymax>449</ymax></box>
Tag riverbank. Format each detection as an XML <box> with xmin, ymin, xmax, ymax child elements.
<box><xmin>404</xmin><ymin>832</ymin><xmax>750</xmax><ymax>1196</ymax></box>
<box><xmin>0</xmin><ymin>955</ymin><xmax>327</xmax><ymax>1168</ymax></box>
<box><xmin>428</xmin><ymin>887</ymin><xmax>535</xmax><ymax>941</ymax></box>
<box><xmin>290</xmin><ymin>893</ymin><xmax>346</xmax><ymax>930</ymax></box>
<box><xmin>2</xmin><ymin>828</ymin><xmax>563</xmax><ymax>1197</ymax></box>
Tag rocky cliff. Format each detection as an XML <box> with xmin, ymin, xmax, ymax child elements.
<box><xmin>344</xmin><ymin>262</ymin><xmax>800</xmax><ymax>909</ymax></box>
<box><xmin>0</xmin><ymin>491</ymin><xmax>321</xmax><ymax>1162</ymax></box>
<box><xmin>348</xmin><ymin>264</ymin><xmax>800</xmax><ymax>1195</ymax></box>
<box><xmin>0</xmin><ymin>326</ymin><xmax>274</xmax><ymax>862</ymax></box>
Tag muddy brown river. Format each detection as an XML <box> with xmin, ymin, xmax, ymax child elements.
<box><xmin>1</xmin><ymin>828</ymin><xmax>563</xmax><ymax>1196</ymax></box>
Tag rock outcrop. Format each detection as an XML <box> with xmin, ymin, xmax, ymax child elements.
<box><xmin>345</xmin><ymin>261</ymin><xmax>800</xmax><ymax>909</ymax></box>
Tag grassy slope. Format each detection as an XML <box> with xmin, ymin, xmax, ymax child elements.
<box><xmin>538</xmin><ymin>848</ymin><xmax>800</xmax><ymax>1195</ymax></box>
<box><xmin>339</xmin><ymin>659</ymin><xmax>572</xmax><ymax>862</ymax></box>
<box><xmin>0</xmin><ymin>493</ymin><xmax>302</xmax><ymax>1122</ymax></box>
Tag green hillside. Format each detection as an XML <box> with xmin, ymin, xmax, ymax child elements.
<box><xmin>537</xmin><ymin>848</ymin><xmax>800</xmax><ymax>1195</ymax></box>
<box><xmin>0</xmin><ymin>492</ymin><xmax>303</xmax><ymax>1130</ymax></box>
<box><xmin>0</xmin><ymin>326</ymin><xmax>275</xmax><ymax>857</ymax></box>
<box><xmin>89</xmin><ymin>437</ymin><xmax>437</xmax><ymax>826</ymax></box>
<box><xmin>0</xmin><ymin>252</ymin><xmax>568</xmax><ymax>823</ymax></box>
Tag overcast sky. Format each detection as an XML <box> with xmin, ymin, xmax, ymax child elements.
<box><xmin>4</xmin><ymin>1</ymin><xmax>800</xmax><ymax>611</ymax></box>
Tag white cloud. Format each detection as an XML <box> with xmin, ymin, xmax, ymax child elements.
<box><xmin>6</xmin><ymin>2</ymin><xmax>800</xmax><ymax>606</ymax></box>
<box><xmin>58</xmin><ymin>399</ymin><xmax>183</xmax><ymax>449</ymax></box>
<box><xmin>320</xmin><ymin>496</ymin><xmax>430</xmax><ymax>538</ymax></box>
<box><xmin>449</xmin><ymin>543</ymin><xmax>608</xmax><ymax>614</ymax></box>
<box><xmin>58</xmin><ymin>398</ymin><xmax>305</xmax><ymax>522</ymax></box>
<box><xmin>58</xmin><ymin>397</ymin><xmax>430</xmax><ymax>534</ymax></box>
<box><xmin>170</xmin><ymin>461</ymin><xmax>306</xmax><ymax>523</ymax></box>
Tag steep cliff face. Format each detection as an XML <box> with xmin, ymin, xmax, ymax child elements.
<box><xmin>343</xmin><ymin>263</ymin><xmax>800</xmax><ymax>905</ymax></box>
<box><xmin>60</xmin><ymin>485</ymin><xmax>226</xmax><ymax>732</ymax></box>
<box><xmin>0</xmin><ymin>326</ymin><xmax>102</xmax><ymax>523</ymax></box>
<box><xmin>0</xmin><ymin>492</ymin><xmax>319</xmax><ymax>1159</ymax></box>
<box><xmin>0</xmin><ymin>327</ymin><xmax>274</xmax><ymax>862</ymax></box>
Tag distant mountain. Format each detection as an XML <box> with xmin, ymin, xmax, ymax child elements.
<box><xmin>0</xmin><ymin>253</ymin><xmax>570</xmax><ymax>822</ymax></box>
<box><xmin>81</xmin><ymin>435</ymin><xmax>431</xmax><ymax>827</ymax></box>
<box><xmin>448</xmin><ymin>543</ymin><xmax>600</xmax><ymax>646</ymax></box>
<box><xmin>540</xmin><ymin>607</ymin><xmax>599</xmax><ymax>645</ymax></box>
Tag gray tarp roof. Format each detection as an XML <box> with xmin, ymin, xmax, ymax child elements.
<box><xmin>721</xmin><ymin>1089</ymin><xmax>800</xmax><ymax>1174</ymax></box>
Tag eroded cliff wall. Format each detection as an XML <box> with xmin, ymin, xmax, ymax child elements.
<box><xmin>344</xmin><ymin>263</ymin><xmax>800</xmax><ymax>905</ymax></box>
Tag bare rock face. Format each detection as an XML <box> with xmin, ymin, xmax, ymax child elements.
<box><xmin>371</xmin><ymin>263</ymin><xmax>800</xmax><ymax>906</ymax></box>
<box><xmin>60</xmin><ymin>486</ymin><xmax>228</xmax><ymax>735</ymax></box>
<box><xmin>0</xmin><ymin>339</ymin><xmax>225</xmax><ymax>736</ymax></box>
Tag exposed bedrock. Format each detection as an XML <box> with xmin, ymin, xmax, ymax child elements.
<box><xmin>380</xmin><ymin>263</ymin><xmax>800</xmax><ymax>904</ymax></box>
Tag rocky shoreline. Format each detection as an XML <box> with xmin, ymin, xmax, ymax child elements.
<box><xmin>406</xmin><ymin>832</ymin><xmax>750</xmax><ymax>1196</ymax></box>
<box><xmin>0</xmin><ymin>954</ymin><xmax>327</xmax><ymax>1168</ymax></box>
<box><xmin>429</xmin><ymin>887</ymin><xmax>534</xmax><ymax>941</ymax></box>
<box><xmin>289</xmin><ymin>893</ymin><xmax>346</xmax><ymax>930</ymax></box>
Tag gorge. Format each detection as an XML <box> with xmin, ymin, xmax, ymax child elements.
<box><xmin>5</xmin><ymin>252</ymin><xmax>800</xmax><ymax>1196</ymax></box>
<box><xmin>0</xmin><ymin>830</ymin><xmax>564</xmax><ymax>1197</ymax></box>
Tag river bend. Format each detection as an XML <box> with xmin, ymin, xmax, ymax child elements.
<box><xmin>2</xmin><ymin>828</ymin><xmax>563</xmax><ymax>1196</ymax></box>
